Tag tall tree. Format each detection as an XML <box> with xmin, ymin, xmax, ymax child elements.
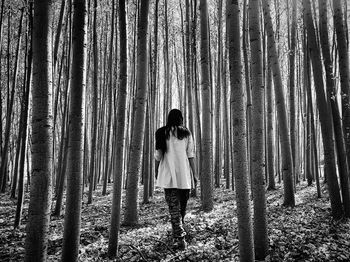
<box><xmin>289</xmin><ymin>0</ymin><xmax>297</xmax><ymax>175</ymax></box>
<box><xmin>199</xmin><ymin>0</ymin><xmax>213</xmax><ymax>212</ymax></box>
<box><xmin>318</xmin><ymin>0</ymin><xmax>350</xmax><ymax>217</ymax></box>
<box><xmin>15</xmin><ymin>2</ymin><xmax>33</xmax><ymax>228</ymax></box>
<box><xmin>61</xmin><ymin>0</ymin><xmax>87</xmax><ymax>260</ymax></box>
<box><xmin>262</xmin><ymin>0</ymin><xmax>295</xmax><ymax>206</ymax></box>
<box><xmin>214</xmin><ymin>0</ymin><xmax>223</xmax><ymax>188</ymax></box>
<box><xmin>0</xmin><ymin>0</ymin><xmax>4</xmax><ymax>171</ymax></box>
<box><xmin>333</xmin><ymin>0</ymin><xmax>350</xmax><ymax>167</ymax></box>
<box><xmin>25</xmin><ymin>0</ymin><xmax>54</xmax><ymax>260</ymax></box>
<box><xmin>227</xmin><ymin>0</ymin><xmax>254</xmax><ymax>260</ymax></box>
<box><xmin>266</xmin><ymin>64</ymin><xmax>275</xmax><ymax>190</ymax></box>
<box><xmin>88</xmin><ymin>0</ymin><xmax>99</xmax><ymax>204</ymax></box>
<box><xmin>123</xmin><ymin>0</ymin><xmax>150</xmax><ymax>225</ymax></box>
<box><xmin>185</xmin><ymin>0</ymin><xmax>194</xmax><ymax>134</ymax></box>
<box><xmin>10</xmin><ymin>7</ymin><xmax>25</xmax><ymax>199</ymax></box>
<box><xmin>248</xmin><ymin>0</ymin><xmax>268</xmax><ymax>259</ymax></box>
<box><xmin>303</xmin><ymin>0</ymin><xmax>343</xmax><ymax>219</ymax></box>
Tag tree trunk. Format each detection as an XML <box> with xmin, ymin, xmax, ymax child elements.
<box><xmin>88</xmin><ymin>0</ymin><xmax>99</xmax><ymax>204</ymax></box>
<box><xmin>123</xmin><ymin>0</ymin><xmax>150</xmax><ymax>226</ymax></box>
<box><xmin>333</xmin><ymin>0</ymin><xmax>350</xmax><ymax>169</ymax></box>
<box><xmin>10</xmin><ymin>8</ymin><xmax>25</xmax><ymax>198</ymax></box>
<box><xmin>0</xmin><ymin>0</ymin><xmax>4</xmax><ymax>171</ymax></box>
<box><xmin>223</xmin><ymin>26</ymin><xmax>230</xmax><ymax>190</ymax></box>
<box><xmin>248</xmin><ymin>0</ymin><xmax>268</xmax><ymax>259</ymax></box>
<box><xmin>304</xmin><ymin>34</ymin><xmax>321</xmax><ymax>197</ymax></box>
<box><xmin>199</xmin><ymin>0</ymin><xmax>213</xmax><ymax>212</ymax></box>
<box><xmin>142</xmin><ymin>104</ymin><xmax>150</xmax><ymax>203</ymax></box>
<box><xmin>25</xmin><ymin>0</ymin><xmax>53</xmax><ymax>260</ymax></box>
<box><xmin>303</xmin><ymin>0</ymin><xmax>343</xmax><ymax>219</ymax></box>
<box><xmin>227</xmin><ymin>0</ymin><xmax>254</xmax><ymax>260</ymax></box>
<box><xmin>289</xmin><ymin>0</ymin><xmax>297</xmax><ymax>177</ymax></box>
<box><xmin>102</xmin><ymin>0</ymin><xmax>115</xmax><ymax>196</ymax></box>
<box><xmin>185</xmin><ymin>0</ymin><xmax>194</xmax><ymax>133</ymax></box>
<box><xmin>266</xmin><ymin>64</ymin><xmax>275</xmax><ymax>190</ymax></box>
<box><xmin>262</xmin><ymin>0</ymin><xmax>295</xmax><ymax>206</ymax></box>
<box><xmin>15</xmin><ymin>4</ymin><xmax>33</xmax><ymax>227</ymax></box>
<box><xmin>53</xmin><ymin>97</ymin><xmax>69</xmax><ymax>216</ymax></box>
<box><xmin>53</xmin><ymin>0</ymin><xmax>66</xmax><ymax>68</ymax></box>
<box><xmin>318</xmin><ymin>0</ymin><xmax>350</xmax><ymax>217</ymax></box>
<box><xmin>214</xmin><ymin>0</ymin><xmax>222</xmax><ymax>188</ymax></box>
<box><xmin>61</xmin><ymin>0</ymin><xmax>86</xmax><ymax>260</ymax></box>
<box><xmin>242</xmin><ymin>0</ymin><xmax>252</xmax><ymax>184</ymax></box>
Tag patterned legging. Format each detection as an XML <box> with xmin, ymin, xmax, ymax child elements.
<box><xmin>164</xmin><ymin>188</ymin><xmax>190</xmax><ymax>239</ymax></box>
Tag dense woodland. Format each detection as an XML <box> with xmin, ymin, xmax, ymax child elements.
<box><xmin>0</xmin><ymin>0</ymin><xmax>350</xmax><ymax>261</ymax></box>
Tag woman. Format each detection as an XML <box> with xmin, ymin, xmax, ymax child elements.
<box><xmin>154</xmin><ymin>109</ymin><xmax>197</xmax><ymax>250</ymax></box>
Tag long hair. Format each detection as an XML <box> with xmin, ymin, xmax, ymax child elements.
<box><xmin>155</xmin><ymin>109</ymin><xmax>190</xmax><ymax>154</ymax></box>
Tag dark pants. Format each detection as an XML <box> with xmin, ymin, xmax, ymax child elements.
<box><xmin>164</xmin><ymin>188</ymin><xmax>190</xmax><ymax>239</ymax></box>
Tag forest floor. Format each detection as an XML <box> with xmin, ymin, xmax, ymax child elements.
<box><xmin>1</xmin><ymin>182</ymin><xmax>350</xmax><ymax>262</ymax></box>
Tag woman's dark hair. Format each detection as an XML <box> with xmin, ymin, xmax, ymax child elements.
<box><xmin>155</xmin><ymin>109</ymin><xmax>190</xmax><ymax>154</ymax></box>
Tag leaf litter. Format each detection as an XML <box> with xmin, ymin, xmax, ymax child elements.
<box><xmin>0</xmin><ymin>182</ymin><xmax>349</xmax><ymax>261</ymax></box>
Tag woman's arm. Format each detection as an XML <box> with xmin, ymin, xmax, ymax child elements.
<box><xmin>155</xmin><ymin>160</ymin><xmax>160</xmax><ymax>179</ymax></box>
<box><xmin>188</xmin><ymin>158</ymin><xmax>198</xmax><ymax>186</ymax></box>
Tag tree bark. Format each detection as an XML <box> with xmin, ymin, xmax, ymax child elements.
<box><xmin>289</xmin><ymin>0</ymin><xmax>297</xmax><ymax>177</ymax></box>
<box><xmin>25</xmin><ymin>0</ymin><xmax>53</xmax><ymax>260</ymax></box>
<box><xmin>332</xmin><ymin>0</ymin><xmax>350</xmax><ymax>169</ymax></box>
<box><xmin>248</xmin><ymin>0</ymin><xmax>268</xmax><ymax>259</ymax></box>
<box><xmin>15</xmin><ymin>4</ymin><xmax>33</xmax><ymax>227</ymax></box>
<box><xmin>88</xmin><ymin>0</ymin><xmax>99</xmax><ymax>204</ymax></box>
<box><xmin>214</xmin><ymin>0</ymin><xmax>223</xmax><ymax>188</ymax></box>
<box><xmin>266</xmin><ymin>64</ymin><xmax>275</xmax><ymax>190</ymax></box>
<box><xmin>199</xmin><ymin>0</ymin><xmax>213</xmax><ymax>212</ymax></box>
<box><xmin>262</xmin><ymin>0</ymin><xmax>295</xmax><ymax>206</ymax></box>
<box><xmin>318</xmin><ymin>0</ymin><xmax>350</xmax><ymax>217</ymax></box>
<box><xmin>102</xmin><ymin>0</ymin><xmax>115</xmax><ymax>196</ymax></box>
<box><xmin>227</xmin><ymin>0</ymin><xmax>254</xmax><ymax>260</ymax></box>
<box><xmin>303</xmin><ymin>0</ymin><xmax>343</xmax><ymax>219</ymax></box>
<box><xmin>61</xmin><ymin>0</ymin><xmax>86</xmax><ymax>260</ymax></box>
<box><xmin>123</xmin><ymin>0</ymin><xmax>150</xmax><ymax>226</ymax></box>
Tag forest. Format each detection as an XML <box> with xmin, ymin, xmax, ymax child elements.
<box><xmin>0</xmin><ymin>0</ymin><xmax>350</xmax><ymax>261</ymax></box>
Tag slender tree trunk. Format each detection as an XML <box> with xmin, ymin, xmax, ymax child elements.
<box><xmin>199</xmin><ymin>0</ymin><xmax>213</xmax><ymax>212</ymax></box>
<box><xmin>333</xmin><ymin>0</ymin><xmax>350</xmax><ymax>169</ymax></box>
<box><xmin>248</xmin><ymin>0</ymin><xmax>268</xmax><ymax>259</ymax></box>
<box><xmin>185</xmin><ymin>0</ymin><xmax>194</xmax><ymax>133</ymax></box>
<box><xmin>227</xmin><ymin>1</ymin><xmax>254</xmax><ymax>260</ymax></box>
<box><xmin>304</xmin><ymin>38</ymin><xmax>321</xmax><ymax>197</ymax></box>
<box><xmin>303</xmin><ymin>0</ymin><xmax>343</xmax><ymax>219</ymax></box>
<box><xmin>242</xmin><ymin>0</ymin><xmax>252</xmax><ymax>183</ymax></box>
<box><xmin>53</xmin><ymin>96</ymin><xmax>69</xmax><ymax>216</ymax></box>
<box><xmin>0</xmin><ymin>0</ymin><xmax>4</xmax><ymax>169</ymax></box>
<box><xmin>214</xmin><ymin>0</ymin><xmax>223</xmax><ymax>188</ymax></box>
<box><xmin>61</xmin><ymin>0</ymin><xmax>86</xmax><ymax>260</ymax></box>
<box><xmin>102</xmin><ymin>0</ymin><xmax>115</xmax><ymax>196</ymax></box>
<box><xmin>53</xmin><ymin>0</ymin><xmax>66</xmax><ymax>68</ymax></box>
<box><xmin>318</xmin><ymin>0</ymin><xmax>350</xmax><ymax>217</ymax></box>
<box><xmin>10</xmin><ymin>8</ymin><xmax>25</xmax><ymax>198</ymax></box>
<box><xmin>123</xmin><ymin>0</ymin><xmax>150</xmax><ymax>226</ymax></box>
<box><xmin>262</xmin><ymin>0</ymin><xmax>295</xmax><ymax>206</ymax></box>
<box><xmin>1</xmin><ymin>10</ymin><xmax>11</xmax><ymax>192</ymax></box>
<box><xmin>15</xmin><ymin>4</ymin><xmax>33</xmax><ymax>227</ymax></box>
<box><xmin>88</xmin><ymin>0</ymin><xmax>99</xmax><ymax>204</ymax></box>
<box><xmin>25</xmin><ymin>0</ymin><xmax>53</xmax><ymax>260</ymax></box>
<box><xmin>223</xmin><ymin>27</ymin><xmax>230</xmax><ymax>190</ymax></box>
<box><xmin>266</xmin><ymin>64</ymin><xmax>275</xmax><ymax>190</ymax></box>
<box><xmin>289</xmin><ymin>0</ymin><xmax>297</xmax><ymax>178</ymax></box>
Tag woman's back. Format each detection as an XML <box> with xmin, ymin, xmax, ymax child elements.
<box><xmin>155</xmin><ymin>126</ymin><xmax>195</xmax><ymax>189</ymax></box>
